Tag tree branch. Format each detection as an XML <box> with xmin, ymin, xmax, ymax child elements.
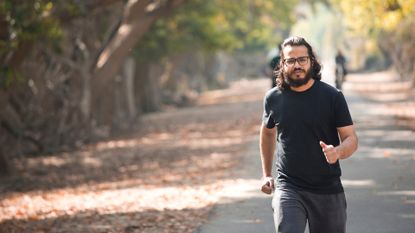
<box><xmin>93</xmin><ymin>0</ymin><xmax>186</xmax><ymax>81</ymax></box>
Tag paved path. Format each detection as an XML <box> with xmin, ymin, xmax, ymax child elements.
<box><xmin>196</xmin><ymin>72</ymin><xmax>415</xmax><ymax>233</ymax></box>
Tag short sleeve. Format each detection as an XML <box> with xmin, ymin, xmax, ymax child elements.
<box><xmin>334</xmin><ymin>91</ymin><xmax>353</xmax><ymax>127</ymax></box>
<box><xmin>262</xmin><ymin>94</ymin><xmax>276</xmax><ymax>128</ymax></box>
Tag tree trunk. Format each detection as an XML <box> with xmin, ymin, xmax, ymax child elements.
<box><xmin>123</xmin><ymin>57</ymin><xmax>137</xmax><ymax>119</ymax></box>
<box><xmin>78</xmin><ymin>39</ymin><xmax>92</xmax><ymax>120</ymax></box>
<box><xmin>135</xmin><ymin>62</ymin><xmax>161</xmax><ymax>113</ymax></box>
<box><xmin>93</xmin><ymin>0</ymin><xmax>185</xmax><ymax>81</ymax></box>
<box><xmin>90</xmin><ymin>0</ymin><xmax>185</xmax><ymax>126</ymax></box>
<box><xmin>0</xmin><ymin>152</ymin><xmax>10</xmax><ymax>176</ymax></box>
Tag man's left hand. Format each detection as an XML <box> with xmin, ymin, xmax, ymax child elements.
<box><xmin>319</xmin><ymin>141</ymin><xmax>340</xmax><ymax>164</ymax></box>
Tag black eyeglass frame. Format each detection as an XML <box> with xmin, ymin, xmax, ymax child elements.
<box><xmin>283</xmin><ymin>56</ymin><xmax>310</xmax><ymax>66</ymax></box>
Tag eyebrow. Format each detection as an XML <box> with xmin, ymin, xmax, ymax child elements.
<box><xmin>284</xmin><ymin>55</ymin><xmax>308</xmax><ymax>59</ymax></box>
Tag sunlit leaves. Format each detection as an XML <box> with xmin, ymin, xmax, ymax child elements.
<box><xmin>331</xmin><ymin>0</ymin><xmax>415</xmax><ymax>37</ymax></box>
<box><xmin>134</xmin><ymin>0</ymin><xmax>296</xmax><ymax>62</ymax></box>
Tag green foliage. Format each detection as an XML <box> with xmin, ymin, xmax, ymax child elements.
<box><xmin>0</xmin><ymin>66</ymin><xmax>23</xmax><ymax>89</ymax></box>
<box><xmin>0</xmin><ymin>0</ymin><xmax>84</xmax><ymax>87</ymax></box>
<box><xmin>0</xmin><ymin>1</ymin><xmax>63</xmax><ymax>51</ymax></box>
<box><xmin>134</xmin><ymin>0</ymin><xmax>297</xmax><ymax>62</ymax></box>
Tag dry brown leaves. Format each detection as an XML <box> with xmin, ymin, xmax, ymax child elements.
<box><xmin>0</xmin><ymin>79</ymin><xmax>268</xmax><ymax>233</ymax></box>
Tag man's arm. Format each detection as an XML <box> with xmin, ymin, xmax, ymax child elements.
<box><xmin>320</xmin><ymin>125</ymin><xmax>358</xmax><ymax>164</ymax></box>
<box><xmin>259</xmin><ymin>123</ymin><xmax>277</xmax><ymax>194</ymax></box>
<box><xmin>336</xmin><ymin>125</ymin><xmax>358</xmax><ymax>159</ymax></box>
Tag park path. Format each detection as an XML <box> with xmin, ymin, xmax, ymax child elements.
<box><xmin>1</xmin><ymin>69</ymin><xmax>414</xmax><ymax>233</ymax></box>
<box><xmin>197</xmin><ymin>70</ymin><xmax>415</xmax><ymax>233</ymax></box>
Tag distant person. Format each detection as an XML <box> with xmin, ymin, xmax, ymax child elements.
<box><xmin>335</xmin><ymin>50</ymin><xmax>347</xmax><ymax>89</ymax></box>
<box><xmin>268</xmin><ymin>43</ymin><xmax>282</xmax><ymax>88</ymax></box>
<box><xmin>259</xmin><ymin>36</ymin><xmax>358</xmax><ymax>233</ymax></box>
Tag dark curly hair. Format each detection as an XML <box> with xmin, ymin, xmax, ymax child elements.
<box><xmin>274</xmin><ymin>36</ymin><xmax>322</xmax><ymax>90</ymax></box>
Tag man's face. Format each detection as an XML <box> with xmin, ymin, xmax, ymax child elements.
<box><xmin>282</xmin><ymin>45</ymin><xmax>312</xmax><ymax>87</ymax></box>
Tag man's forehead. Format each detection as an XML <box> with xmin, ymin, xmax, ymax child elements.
<box><xmin>282</xmin><ymin>45</ymin><xmax>308</xmax><ymax>57</ymax></box>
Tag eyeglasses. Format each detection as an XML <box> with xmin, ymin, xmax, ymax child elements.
<box><xmin>284</xmin><ymin>56</ymin><xmax>309</xmax><ymax>66</ymax></box>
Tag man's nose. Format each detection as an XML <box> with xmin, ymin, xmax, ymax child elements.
<box><xmin>293</xmin><ymin>61</ymin><xmax>302</xmax><ymax>68</ymax></box>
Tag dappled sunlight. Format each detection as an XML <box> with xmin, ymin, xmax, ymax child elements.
<box><xmin>3</xmin><ymin>126</ymin><xmax>253</xmax><ymax>196</ymax></box>
<box><xmin>197</xmin><ymin>79</ymin><xmax>268</xmax><ymax>106</ymax></box>
<box><xmin>342</xmin><ymin>179</ymin><xmax>375</xmax><ymax>188</ymax></box>
<box><xmin>3</xmin><ymin>0</ymin><xmax>415</xmax><ymax>231</ymax></box>
<box><xmin>377</xmin><ymin>190</ymin><xmax>415</xmax><ymax>197</ymax></box>
<box><xmin>213</xmin><ymin>178</ymin><xmax>266</xmax><ymax>204</ymax></box>
<box><xmin>197</xmin><ymin>93</ymin><xmax>264</xmax><ymax>106</ymax></box>
<box><xmin>343</xmin><ymin>80</ymin><xmax>413</xmax><ymax>93</ymax></box>
<box><xmin>345</xmin><ymin>69</ymin><xmax>402</xmax><ymax>83</ymax></box>
<box><xmin>356</xmin><ymin>128</ymin><xmax>415</xmax><ymax>158</ymax></box>
<box><xmin>358</xmin><ymin>92</ymin><xmax>413</xmax><ymax>102</ymax></box>
<box><xmin>95</xmin><ymin>129</ymin><xmax>249</xmax><ymax>153</ymax></box>
<box><xmin>351</xmin><ymin>104</ymin><xmax>389</xmax><ymax>116</ymax></box>
<box><xmin>178</xmin><ymin>136</ymin><xmax>244</xmax><ymax>149</ymax></box>
<box><xmin>3</xmin><ymin>146</ymin><xmax>242</xmax><ymax>195</ymax></box>
<box><xmin>94</xmin><ymin>133</ymin><xmax>173</xmax><ymax>151</ymax></box>
<box><xmin>356</xmin><ymin>146</ymin><xmax>415</xmax><ymax>160</ymax></box>
<box><xmin>81</xmin><ymin>156</ymin><xmax>102</xmax><ymax>168</ymax></box>
<box><xmin>0</xmin><ymin>176</ymin><xmax>268</xmax><ymax>232</ymax></box>
<box><xmin>384</xmin><ymin>102</ymin><xmax>415</xmax><ymax>119</ymax></box>
<box><xmin>0</xmin><ymin>78</ymin><xmax>265</xmax><ymax>232</ymax></box>
<box><xmin>95</xmin><ymin>138</ymin><xmax>142</xmax><ymax>150</ymax></box>
<box><xmin>345</xmin><ymin>70</ymin><xmax>415</xmax><ymax>133</ymax></box>
<box><xmin>96</xmin><ymin>24</ymin><xmax>131</xmax><ymax>69</ymax></box>
<box><xmin>358</xmin><ymin>129</ymin><xmax>414</xmax><ymax>139</ymax></box>
<box><xmin>0</xmin><ymin>184</ymin><xmax>220</xmax><ymax>222</ymax></box>
<box><xmin>37</xmin><ymin>156</ymin><xmax>69</xmax><ymax>167</ymax></box>
<box><xmin>377</xmin><ymin>190</ymin><xmax>415</xmax><ymax>206</ymax></box>
<box><xmin>340</xmin><ymin>72</ymin><xmax>415</xmax><ymax>231</ymax></box>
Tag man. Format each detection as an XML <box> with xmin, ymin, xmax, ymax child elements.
<box><xmin>269</xmin><ymin>54</ymin><xmax>280</xmax><ymax>88</ymax></box>
<box><xmin>335</xmin><ymin>49</ymin><xmax>347</xmax><ymax>76</ymax></box>
<box><xmin>269</xmin><ymin>43</ymin><xmax>282</xmax><ymax>88</ymax></box>
<box><xmin>335</xmin><ymin>50</ymin><xmax>348</xmax><ymax>90</ymax></box>
<box><xmin>259</xmin><ymin>36</ymin><xmax>358</xmax><ymax>233</ymax></box>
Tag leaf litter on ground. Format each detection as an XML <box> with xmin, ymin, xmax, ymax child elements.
<box><xmin>0</xmin><ymin>79</ymin><xmax>268</xmax><ymax>233</ymax></box>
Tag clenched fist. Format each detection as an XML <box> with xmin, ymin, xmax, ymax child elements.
<box><xmin>261</xmin><ymin>176</ymin><xmax>275</xmax><ymax>194</ymax></box>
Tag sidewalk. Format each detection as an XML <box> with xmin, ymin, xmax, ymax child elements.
<box><xmin>196</xmin><ymin>72</ymin><xmax>415</xmax><ymax>233</ymax></box>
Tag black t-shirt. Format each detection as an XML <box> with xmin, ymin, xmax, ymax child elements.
<box><xmin>262</xmin><ymin>80</ymin><xmax>353</xmax><ymax>194</ymax></box>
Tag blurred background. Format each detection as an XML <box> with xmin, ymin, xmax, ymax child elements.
<box><xmin>2</xmin><ymin>0</ymin><xmax>413</xmax><ymax>170</ymax></box>
<box><xmin>0</xmin><ymin>0</ymin><xmax>414</xmax><ymax>232</ymax></box>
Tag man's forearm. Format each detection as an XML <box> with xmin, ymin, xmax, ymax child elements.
<box><xmin>337</xmin><ymin>134</ymin><xmax>358</xmax><ymax>160</ymax></box>
<box><xmin>260</xmin><ymin>126</ymin><xmax>276</xmax><ymax>177</ymax></box>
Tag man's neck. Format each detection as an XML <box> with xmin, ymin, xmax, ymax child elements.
<box><xmin>290</xmin><ymin>79</ymin><xmax>315</xmax><ymax>92</ymax></box>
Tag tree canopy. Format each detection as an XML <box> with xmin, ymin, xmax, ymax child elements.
<box><xmin>1</xmin><ymin>0</ymin><xmax>297</xmax><ymax>87</ymax></box>
<box><xmin>330</xmin><ymin>0</ymin><xmax>415</xmax><ymax>76</ymax></box>
<box><xmin>0</xmin><ymin>0</ymin><xmax>301</xmax><ymax>165</ymax></box>
<box><xmin>134</xmin><ymin>0</ymin><xmax>296</xmax><ymax>62</ymax></box>
<box><xmin>330</xmin><ymin>0</ymin><xmax>414</xmax><ymax>37</ymax></box>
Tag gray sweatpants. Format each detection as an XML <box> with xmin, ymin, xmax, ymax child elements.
<box><xmin>272</xmin><ymin>185</ymin><xmax>347</xmax><ymax>233</ymax></box>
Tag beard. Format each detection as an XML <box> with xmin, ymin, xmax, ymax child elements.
<box><xmin>284</xmin><ymin>67</ymin><xmax>312</xmax><ymax>87</ymax></box>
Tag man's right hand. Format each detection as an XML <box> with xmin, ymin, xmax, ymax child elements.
<box><xmin>261</xmin><ymin>176</ymin><xmax>275</xmax><ymax>195</ymax></box>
